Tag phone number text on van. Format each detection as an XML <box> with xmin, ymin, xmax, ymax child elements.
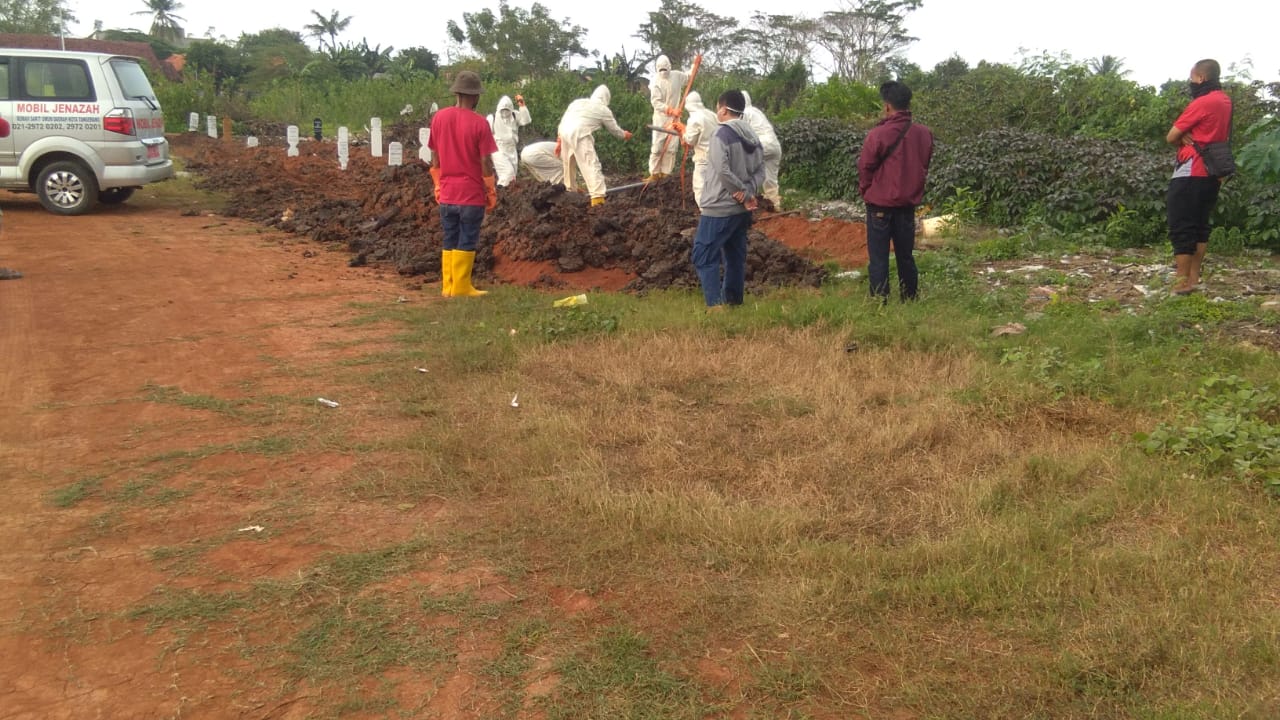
<box><xmin>12</xmin><ymin>114</ymin><xmax>102</xmax><ymax>131</ymax></box>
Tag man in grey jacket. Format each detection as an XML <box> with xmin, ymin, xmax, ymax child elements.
<box><xmin>691</xmin><ymin>89</ymin><xmax>765</xmax><ymax>310</ymax></box>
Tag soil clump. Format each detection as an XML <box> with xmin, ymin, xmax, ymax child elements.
<box><xmin>172</xmin><ymin>134</ymin><xmax>830</xmax><ymax>292</ymax></box>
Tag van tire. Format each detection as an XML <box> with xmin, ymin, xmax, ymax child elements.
<box><xmin>36</xmin><ymin>160</ymin><xmax>99</xmax><ymax>215</ymax></box>
<box><xmin>99</xmin><ymin>188</ymin><xmax>136</xmax><ymax>204</ymax></box>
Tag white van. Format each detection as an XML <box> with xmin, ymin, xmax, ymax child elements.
<box><xmin>0</xmin><ymin>49</ymin><xmax>173</xmax><ymax>215</ymax></box>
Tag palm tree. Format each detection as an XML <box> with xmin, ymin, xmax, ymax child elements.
<box><xmin>134</xmin><ymin>0</ymin><xmax>186</xmax><ymax>44</ymax></box>
<box><xmin>304</xmin><ymin>9</ymin><xmax>353</xmax><ymax>52</ymax></box>
<box><xmin>1088</xmin><ymin>55</ymin><xmax>1129</xmax><ymax>78</ymax></box>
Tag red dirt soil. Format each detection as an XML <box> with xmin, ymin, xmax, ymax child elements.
<box><xmin>754</xmin><ymin>214</ymin><xmax>870</xmax><ymax>268</ymax></box>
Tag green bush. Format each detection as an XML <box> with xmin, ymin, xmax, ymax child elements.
<box><xmin>930</xmin><ymin>128</ymin><xmax>1170</xmax><ymax>230</ymax></box>
<box><xmin>776</xmin><ymin>118</ymin><xmax>864</xmax><ymax>200</ymax></box>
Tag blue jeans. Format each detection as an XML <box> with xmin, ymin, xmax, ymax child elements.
<box><xmin>439</xmin><ymin>203</ymin><xmax>486</xmax><ymax>251</ymax></box>
<box><xmin>691</xmin><ymin>212</ymin><xmax>751</xmax><ymax>307</ymax></box>
<box><xmin>866</xmin><ymin>206</ymin><xmax>918</xmax><ymax>300</ymax></box>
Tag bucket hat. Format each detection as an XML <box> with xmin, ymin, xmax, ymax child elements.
<box><xmin>450</xmin><ymin>71</ymin><xmax>484</xmax><ymax>96</ymax></box>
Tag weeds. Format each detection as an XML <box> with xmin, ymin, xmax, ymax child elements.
<box><xmin>1138</xmin><ymin>375</ymin><xmax>1279</xmax><ymax>490</ymax></box>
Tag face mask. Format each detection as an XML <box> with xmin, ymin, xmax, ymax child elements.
<box><xmin>1188</xmin><ymin>80</ymin><xmax>1216</xmax><ymax>98</ymax></box>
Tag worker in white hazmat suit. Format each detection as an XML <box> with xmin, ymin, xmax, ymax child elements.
<box><xmin>519</xmin><ymin>141</ymin><xmax>564</xmax><ymax>185</ymax></box>
<box><xmin>680</xmin><ymin>91</ymin><xmax>719</xmax><ymax>205</ymax></box>
<box><xmin>488</xmin><ymin>94</ymin><xmax>533</xmax><ymax>187</ymax></box>
<box><xmin>742</xmin><ymin>91</ymin><xmax>782</xmax><ymax>208</ymax></box>
<box><xmin>648</xmin><ymin>54</ymin><xmax>688</xmax><ymax>180</ymax></box>
<box><xmin>556</xmin><ymin>85</ymin><xmax>633</xmax><ymax>206</ymax></box>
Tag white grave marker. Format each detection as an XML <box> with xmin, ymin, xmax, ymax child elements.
<box><xmin>246</xmin><ymin>136</ymin><xmax>259</xmax><ymax>148</ymax></box>
<box><xmin>187</xmin><ymin>112</ymin><xmax>199</xmax><ymax>132</ymax></box>
<box><xmin>387</xmin><ymin>142</ymin><xmax>403</xmax><ymax>166</ymax></box>
<box><xmin>206</xmin><ymin>115</ymin><xmax>217</xmax><ymax>139</ymax></box>
<box><xmin>418</xmin><ymin>128</ymin><xmax>431</xmax><ymax>163</ymax></box>
<box><xmin>286</xmin><ymin>125</ymin><xmax>299</xmax><ymax>157</ymax></box>
<box><xmin>370</xmin><ymin>117</ymin><xmax>383</xmax><ymax>158</ymax></box>
<box><xmin>337</xmin><ymin>126</ymin><xmax>350</xmax><ymax>170</ymax></box>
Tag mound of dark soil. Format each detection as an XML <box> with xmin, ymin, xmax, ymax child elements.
<box><xmin>172</xmin><ymin>134</ymin><xmax>825</xmax><ymax>291</ymax></box>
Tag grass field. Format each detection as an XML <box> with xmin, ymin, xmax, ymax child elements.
<box><xmin>38</xmin><ymin>209</ymin><xmax>1280</xmax><ymax>717</ymax></box>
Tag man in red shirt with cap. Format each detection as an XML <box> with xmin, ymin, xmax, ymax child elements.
<box><xmin>428</xmin><ymin>71</ymin><xmax>498</xmax><ymax>297</ymax></box>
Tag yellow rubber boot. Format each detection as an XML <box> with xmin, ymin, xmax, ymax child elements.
<box><xmin>440</xmin><ymin>250</ymin><xmax>454</xmax><ymax>297</ymax></box>
<box><xmin>590</xmin><ymin>197</ymin><xmax>605</xmax><ymax>206</ymax></box>
<box><xmin>452</xmin><ymin>250</ymin><xmax>488</xmax><ymax>297</ymax></box>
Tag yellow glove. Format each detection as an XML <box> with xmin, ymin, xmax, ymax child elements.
<box><xmin>671</xmin><ymin>120</ymin><xmax>686</xmax><ymax>135</ymax></box>
<box><xmin>484</xmin><ymin>175</ymin><xmax>498</xmax><ymax>211</ymax></box>
<box><xmin>429</xmin><ymin>166</ymin><xmax>442</xmax><ymax>203</ymax></box>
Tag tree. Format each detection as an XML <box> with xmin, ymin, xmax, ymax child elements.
<box><xmin>394</xmin><ymin>47</ymin><xmax>439</xmax><ymax>77</ymax></box>
<box><xmin>1088</xmin><ymin>55</ymin><xmax>1129</xmax><ymax>78</ymax></box>
<box><xmin>134</xmin><ymin>0</ymin><xmax>185</xmax><ymax>45</ymax></box>
<box><xmin>447</xmin><ymin>1</ymin><xmax>587</xmax><ymax>81</ymax></box>
<box><xmin>303</xmin><ymin>9</ymin><xmax>351</xmax><ymax>52</ymax></box>
<box><xmin>815</xmin><ymin>0</ymin><xmax>921</xmax><ymax>84</ymax></box>
<box><xmin>236</xmin><ymin>28</ymin><xmax>312</xmax><ymax>89</ymax></box>
<box><xmin>184</xmin><ymin>39</ymin><xmax>247</xmax><ymax>92</ymax></box>
<box><xmin>0</xmin><ymin>0</ymin><xmax>76</xmax><ymax>35</ymax></box>
<box><xmin>731</xmin><ymin>13</ymin><xmax>819</xmax><ymax>76</ymax></box>
<box><xmin>634</xmin><ymin>0</ymin><xmax>738</xmax><ymax>69</ymax></box>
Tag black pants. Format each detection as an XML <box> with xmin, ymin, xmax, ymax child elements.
<box><xmin>866</xmin><ymin>205</ymin><xmax>918</xmax><ymax>300</ymax></box>
<box><xmin>1166</xmin><ymin>176</ymin><xmax>1220</xmax><ymax>255</ymax></box>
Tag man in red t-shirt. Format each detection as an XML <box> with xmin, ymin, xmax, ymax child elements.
<box><xmin>428</xmin><ymin>71</ymin><xmax>498</xmax><ymax>297</ymax></box>
<box><xmin>1165</xmin><ymin>58</ymin><xmax>1232</xmax><ymax>295</ymax></box>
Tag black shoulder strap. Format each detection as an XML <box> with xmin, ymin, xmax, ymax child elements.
<box><xmin>866</xmin><ymin>121</ymin><xmax>912</xmax><ymax>174</ymax></box>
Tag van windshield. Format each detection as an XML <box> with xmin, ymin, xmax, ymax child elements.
<box><xmin>110</xmin><ymin>59</ymin><xmax>156</xmax><ymax>100</ymax></box>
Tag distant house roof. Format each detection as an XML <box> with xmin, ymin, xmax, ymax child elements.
<box><xmin>0</xmin><ymin>34</ymin><xmax>182</xmax><ymax>81</ymax></box>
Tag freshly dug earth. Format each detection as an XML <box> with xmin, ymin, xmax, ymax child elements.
<box><xmin>173</xmin><ymin>134</ymin><xmax>829</xmax><ymax>292</ymax></box>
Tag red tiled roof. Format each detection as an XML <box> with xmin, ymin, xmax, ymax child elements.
<box><xmin>0</xmin><ymin>35</ymin><xmax>182</xmax><ymax>81</ymax></box>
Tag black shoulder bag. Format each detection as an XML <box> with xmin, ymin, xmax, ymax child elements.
<box><xmin>863</xmin><ymin>121</ymin><xmax>912</xmax><ymax>174</ymax></box>
<box><xmin>1189</xmin><ymin>103</ymin><xmax>1235</xmax><ymax>179</ymax></box>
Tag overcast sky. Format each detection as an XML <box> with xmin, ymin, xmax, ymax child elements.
<box><xmin>69</xmin><ymin>0</ymin><xmax>1278</xmax><ymax>89</ymax></box>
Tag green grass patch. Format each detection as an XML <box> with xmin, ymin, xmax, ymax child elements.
<box><xmin>48</xmin><ymin>476</ymin><xmax>103</xmax><ymax>508</ymax></box>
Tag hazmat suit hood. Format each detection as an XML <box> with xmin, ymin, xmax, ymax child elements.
<box><xmin>656</xmin><ymin>55</ymin><xmax>671</xmax><ymax>73</ymax></box>
<box><xmin>591</xmin><ymin>85</ymin><xmax>611</xmax><ymax>107</ymax></box>
<box><xmin>742</xmin><ymin>91</ymin><xmax>753</xmax><ymax>108</ymax></box>
<box><xmin>497</xmin><ymin>95</ymin><xmax>515</xmax><ymax>116</ymax></box>
<box><xmin>686</xmin><ymin>91</ymin><xmax>705</xmax><ymax>113</ymax></box>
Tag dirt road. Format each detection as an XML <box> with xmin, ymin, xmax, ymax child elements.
<box><xmin>0</xmin><ymin>192</ymin><xmax>410</xmax><ymax>718</ymax></box>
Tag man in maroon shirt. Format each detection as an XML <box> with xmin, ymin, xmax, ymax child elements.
<box><xmin>857</xmin><ymin>81</ymin><xmax>934</xmax><ymax>302</ymax></box>
<box><xmin>428</xmin><ymin>71</ymin><xmax>498</xmax><ymax>297</ymax></box>
<box><xmin>1166</xmin><ymin>58</ymin><xmax>1233</xmax><ymax>295</ymax></box>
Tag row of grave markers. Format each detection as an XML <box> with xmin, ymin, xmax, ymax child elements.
<box><xmin>186</xmin><ymin>112</ymin><xmax>430</xmax><ymax>169</ymax></box>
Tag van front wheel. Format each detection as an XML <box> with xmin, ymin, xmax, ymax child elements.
<box><xmin>36</xmin><ymin>161</ymin><xmax>99</xmax><ymax>215</ymax></box>
<box><xmin>99</xmin><ymin>187</ymin><xmax>136</xmax><ymax>205</ymax></box>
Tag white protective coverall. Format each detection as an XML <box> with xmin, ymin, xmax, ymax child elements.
<box><xmin>648</xmin><ymin>55</ymin><xmax>688</xmax><ymax>177</ymax></box>
<box><xmin>520</xmin><ymin>141</ymin><xmax>564</xmax><ymax>185</ymax></box>
<box><xmin>556</xmin><ymin>85</ymin><xmax>629</xmax><ymax>200</ymax></box>
<box><xmin>680</xmin><ymin>91</ymin><xmax>719</xmax><ymax>204</ymax></box>
<box><xmin>488</xmin><ymin>95</ymin><xmax>532</xmax><ymax>187</ymax></box>
<box><xmin>742</xmin><ymin>91</ymin><xmax>782</xmax><ymax>207</ymax></box>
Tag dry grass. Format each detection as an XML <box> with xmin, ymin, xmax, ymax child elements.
<box><xmin>391</xmin><ymin>324</ymin><xmax>1280</xmax><ymax>718</ymax></box>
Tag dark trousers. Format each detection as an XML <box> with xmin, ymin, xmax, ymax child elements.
<box><xmin>440</xmin><ymin>203</ymin><xmax>486</xmax><ymax>251</ymax></box>
<box><xmin>1166</xmin><ymin>176</ymin><xmax>1220</xmax><ymax>255</ymax></box>
<box><xmin>691</xmin><ymin>212</ymin><xmax>751</xmax><ymax>307</ymax></box>
<box><xmin>866</xmin><ymin>206</ymin><xmax>918</xmax><ymax>300</ymax></box>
